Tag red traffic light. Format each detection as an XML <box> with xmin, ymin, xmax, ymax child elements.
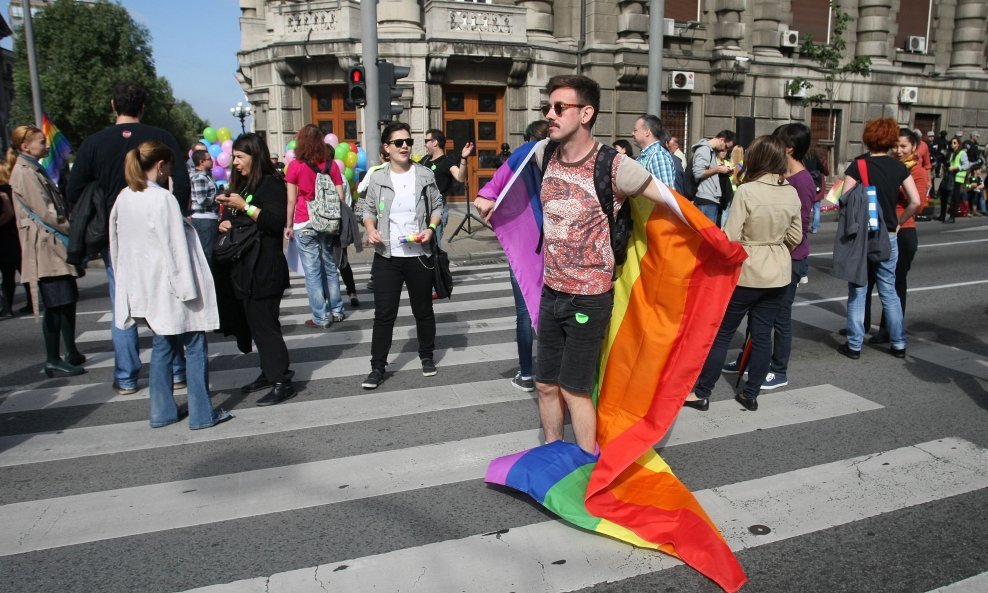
<box><xmin>350</xmin><ymin>69</ymin><xmax>363</xmax><ymax>84</ymax></box>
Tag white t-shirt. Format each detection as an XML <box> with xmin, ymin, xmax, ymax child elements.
<box><xmin>388</xmin><ymin>168</ymin><xmax>426</xmax><ymax>257</ymax></box>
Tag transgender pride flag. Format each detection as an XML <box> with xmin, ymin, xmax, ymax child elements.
<box><xmin>482</xmin><ymin>140</ymin><xmax>749</xmax><ymax>593</ymax></box>
<box><xmin>40</xmin><ymin>113</ymin><xmax>72</xmax><ymax>185</ymax></box>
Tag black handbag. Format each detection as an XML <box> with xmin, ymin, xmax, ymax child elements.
<box><xmin>430</xmin><ymin>241</ymin><xmax>453</xmax><ymax>299</ymax></box>
<box><xmin>213</xmin><ymin>218</ymin><xmax>259</xmax><ymax>264</ymax></box>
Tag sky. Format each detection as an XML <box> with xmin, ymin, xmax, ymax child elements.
<box><xmin>3</xmin><ymin>0</ymin><xmax>248</xmax><ymax>131</ymax></box>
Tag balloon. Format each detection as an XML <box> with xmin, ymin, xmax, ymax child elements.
<box><xmin>198</xmin><ymin>138</ymin><xmax>209</xmax><ymax>148</ymax></box>
<box><xmin>215</xmin><ymin>152</ymin><xmax>231</xmax><ymax>168</ymax></box>
<box><xmin>333</xmin><ymin>159</ymin><xmax>345</xmax><ymax>173</ymax></box>
<box><xmin>221</xmin><ymin>140</ymin><xmax>233</xmax><ymax>154</ymax></box>
<box><xmin>202</xmin><ymin>127</ymin><xmax>218</xmax><ymax>143</ymax></box>
<box><xmin>211</xmin><ymin>165</ymin><xmax>227</xmax><ymax>180</ymax></box>
<box><xmin>287</xmin><ymin>140</ymin><xmax>297</xmax><ymax>151</ymax></box>
<box><xmin>343</xmin><ymin>167</ymin><xmax>354</xmax><ymax>182</ymax></box>
<box><xmin>208</xmin><ymin>144</ymin><xmax>222</xmax><ymax>158</ymax></box>
<box><xmin>216</xmin><ymin>127</ymin><xmax>232</xmax><ymax>143</ymax></box>
<box><xmin>344</xmin><ymin>152</ymin><xmax>358</xmax><ymax>169</ymax></box>
<box><xmin>324</xmin><ymin>133</ymin><xmax>339</xmax><ymax>148</ymax></box>
<box><xmin>334</xmin><ymin>142</ymin><xmax>351</xmax><ymax>160</ymax></box>
<box><xmin>356</xmin><ymin>148</ymin><xmax>367</xmax><ymax>169</ymax></box>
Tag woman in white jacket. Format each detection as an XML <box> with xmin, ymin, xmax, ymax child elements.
<box><xmin>110</xmin><ymin>141</ymin><xmax>232</xmax><ymax>430</ymax></box>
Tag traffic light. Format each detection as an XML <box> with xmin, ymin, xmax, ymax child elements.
<box><xmin>347</xmin><ymin>65</ymin><xmax>366</xmax><ymax>107</ymax></box>
<box><xmin>377</xmin><ymin>60</ymin><xmax>410</xmax><ymax>124</ymax></box>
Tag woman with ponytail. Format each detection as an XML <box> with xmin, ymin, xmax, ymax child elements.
<box><xmin>110</xmin><ymin>141</ymin><xmax>231</xmax><ymax>429</ymax></box>
<box><xmin>9</xmin><ymin>125</ymin><xmax>85</xmax><ymax>377</ymax></box>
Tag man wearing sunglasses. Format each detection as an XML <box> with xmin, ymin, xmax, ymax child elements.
<box><xmin>421</xmin><ymin>129</ymin><xmax>474</xmax><ymax>243</ymax></box>
<box><xmin>476</xmin><ymin>75</ymin><xmax>674</xmax><ymax>455</ymax></box>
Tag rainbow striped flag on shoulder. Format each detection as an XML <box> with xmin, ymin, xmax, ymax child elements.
<box><xmin>41</xmin><ymin>113</ymin><xmax>72</xmax><ymax>185</ymax></box>
<box><xmin>482</xmin><ymin>140</ymin><xmax>749</xmax><ymax>593</ymax></box>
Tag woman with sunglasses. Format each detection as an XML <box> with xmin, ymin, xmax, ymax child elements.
<box><xmin>359</xmin><ymin>122</ymin><xmax>443</xmax><ymax>389</ymax></box>
<box><xmin>215</xmin><ymin>133</ymin><xmax>295</xmax><ymax>406</ymax></box>
<box><xmin>942</xmin><ymin>136</ymin><xmax>970</xmax><ymax>223</ymax></box>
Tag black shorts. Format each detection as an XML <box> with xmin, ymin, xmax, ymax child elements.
<box><xmin>535</xmin><ymin>285</ymin><xmax>614</xmax><ymax>394</ymax></box>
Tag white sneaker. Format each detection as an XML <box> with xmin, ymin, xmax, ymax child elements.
<box><xmin>799</xmin><ymin>275</ymin><xmax>809</xmax><ymax>285</ymax></box>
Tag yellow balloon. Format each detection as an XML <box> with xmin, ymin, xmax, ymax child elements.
<box><xmin>344</xmin><ymin>152</ymin><xmax>358</xmax><ymax>169</ymax></box>
<box><xmin>216</xmin><ymin>127</ymin><xmax>232</xmax><ymax>142</ymax></box>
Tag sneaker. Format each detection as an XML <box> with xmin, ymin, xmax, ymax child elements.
<box><xmin>112</xmin><ymin>383</ymin><xmax>138</xmax><ymax>395</ymax></box>
<box><xmin>760</xmin><ymin>372</ymin><xmax>789</xmax><ymax>390</ymax></box>
<box><xmin>332</xmin><ymin>313</ymin><xmax>345</xmax><ymax>323</ymax></box>
<box><xmin>362</xmin><ymin>368</ymin><xmax>385</xmax><ymax>389</ymax></box>
<box><xmin>349</xmin><ymin>293</ymin><xmax>360</xmax><ymax>308</ymax></box>
<box><xmin>798</xmin><ymin>275</ymin><xmax>809</xmax><ymax>285</ymax></box>
<box><xmin>304</xmin><ymin>319</ymin><xmax>330</xmax><ymax>329</ymax></box>
<box><xmin>366</xmin><ymin>280</ymin><xmax>374</xmax><ymax>291</ymax></box>
<box><xmin>421</xmin><ymin>358</ymin><xmax>438</xmax><ymax>377</ymax></box>
<box><xmin>722</xmin><ymin>359</ymin><xmax>747</xmax><ymax>375</ymax></box>
<box><xmin>510</xmin><ymin>372</ymin><xmax>535</xmax><ymax>392</ymax></box>
<box><xmin>173</xmin><ymin>380</ymin><xmax>187</xmax><ymax>390</ymax></box>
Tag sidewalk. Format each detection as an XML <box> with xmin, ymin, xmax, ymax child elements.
<box><xmin>348</xmin><ymin>203</ymin><xmax>505</xmax><ymax>266</ymax></box>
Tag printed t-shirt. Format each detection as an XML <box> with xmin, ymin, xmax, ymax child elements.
<box><xmin>285</xmin><ymin>159</ymin><xmax>344</xmax><ymax>224</ymax></box>
<box><xmin>786</xmin><ymin>169</ymin><xmax>816</xmax><ymax>260</ymax></box>
<box><xmin>845</xmin><ymin>154</ymin><xmax>909</xmax><ymax>233</ymax></box>
<box><xmin>540</xmin><ymin>142</ymin><xmax>652</xmax><ymax>295</ymax></box>
<box><xmin>388</xmin><ymin>168</ymin><xmax>425</xmax><ymax>257</ymax></box>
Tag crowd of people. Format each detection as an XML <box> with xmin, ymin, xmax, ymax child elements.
<box><xmin>0</xmin><ymin>75</ymin><xmax>980</xmax><ymax>441</ymax></box>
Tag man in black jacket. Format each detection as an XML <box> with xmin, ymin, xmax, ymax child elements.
<box><xmin>66</xmin><ymin>81</ymin><xmax>191</xmax><ymax>395</ymax></box>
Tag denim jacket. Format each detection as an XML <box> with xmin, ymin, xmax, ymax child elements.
<box><xmin>360</xmin><ymin>163</ymin><xmax>444</xmax><ymax>258</ymax></box>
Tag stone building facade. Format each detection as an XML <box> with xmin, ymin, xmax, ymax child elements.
<box><xmin>237</xmin><ymin>0</ymin><xmax>988</xmax><ymax>199</ymax></box>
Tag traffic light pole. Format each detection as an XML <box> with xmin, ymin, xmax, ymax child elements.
<box><xmin>361</xmin><ymin>0</ymin><xmax>381</xmax><ymax>167</ymax></box>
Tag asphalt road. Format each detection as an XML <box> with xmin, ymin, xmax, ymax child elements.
<box><xmin>0</xmin><ymin>215</ymin><xmax>986</xmax><ymax>593</ymax></box>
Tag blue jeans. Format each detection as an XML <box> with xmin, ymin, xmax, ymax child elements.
<box><xmin>811</xmin><ymin>201</ymin><xmax>821</xmax><ymax>232</ymax></box>
<box><xmin>191</xmin><ymin>218</ymin><xmax>219</xmax><ymax>264</ymax></box>
<box><xmin>104</xmin><ymin>252</ymin><xmax>185</xmax><ymax>389</ymax></box>
<box><xmin>846</xmin><ymin>234</ymin><xmax>905</xmax><ymax>351</ymax></box>
<box><xmin>150</xmin><ymin>332</ymin><xmax>216</xmax><ymax>429</ymax></box>
<box><xmin>294</xmin><ymin>226</ymin><xmax>344</xmax><ymax>325</ymax></box>
<box><xmin>697</xmin><ymin>202</ymin><xmax>720</xmax><ymax>225</ymax></box>
<box><xmin>509</xmin><ymin>269</ymin><xmax>534</xmax><ymax>377</ymax></box>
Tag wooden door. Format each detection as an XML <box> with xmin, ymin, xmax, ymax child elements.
<box><xmin>441</xmin><ymin>87</ymin><xmax>504</xmax><ymax>201</ymax></box>
<box><xmin>309</xmin><ymin>87</ymin><xmax>359</xmax><ymax>146</ymax></box>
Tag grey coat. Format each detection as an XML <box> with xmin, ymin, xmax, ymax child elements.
<box><xmin>832</xmin><ymin>183</ymin><xmax>891</xmax><ymax>287</ymax></box>
<box><xmin>360</xmin><ymin>163</ymin><xmax>443</xmax><ymax>258</ymax></box>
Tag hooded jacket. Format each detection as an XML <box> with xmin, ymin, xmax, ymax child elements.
<box><xmin>690</xmin><ymin>138</ymin><xmax>721</xmax><ymax>205</ymax></box>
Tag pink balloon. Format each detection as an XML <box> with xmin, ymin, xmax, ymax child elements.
<box><xmin>333</xmin><ymin>159</ymin><xmax>345</xmax><ymax>173</ymax></box>
<box><xmin>324</xmin><ymin>133</ymin><xmax>339</xmax><ymax>148</ymax></box>
<box><xmin>221</xmin><ymin>140</ymin><xmax>234</xmax><ymax>154</ymax></box>
<box><xmin>211</xmin><ymin>165</ymin><xmax>227</xmax><ymax>181</ymax></box>
<box><xmin>285</xmin><ymin>149</ymin><xmax>296</xmax><ymax>160</ymax></box>
<box><xmin>215</xmin><ymin>152</ymin><xmax>231</xmax><ymax>168</ymax></box>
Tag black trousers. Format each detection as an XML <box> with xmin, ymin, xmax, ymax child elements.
<box><xmin>0</xmin><ymin>262</ymin><xmax>16</xmax><ymax>310</ymax></box>
<box><xmin>370</xmin><ymin>253</ymin><xmax>436</xmax><ymax>370</ymax></box>
<box><xmin>869</xmin><ymin>227</ymin><xmax>918</xmax><ymax>332</ymax></box>
<box><xmin>242</xmin><ymin>294</ymin><xmax>292</xmax><ymax>383</ymax></box>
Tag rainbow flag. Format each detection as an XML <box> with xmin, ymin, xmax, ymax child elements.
<box><xmin>40</xmin><ymin>113</ymin><xmax>72</xmax><ymax>185</ymax></box>
<box><xmin>482</xmin><ymin>141</ymin><xmax>749</xmax><ymax>593</ymax></box>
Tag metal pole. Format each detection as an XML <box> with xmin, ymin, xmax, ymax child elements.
<box><xmin>21</xmin><ymin>0</ymin><xmax>43</xmax><ymax>127</ymax></box>
<box><xmin>647</xmin><ymin>0</ymin><xmax>664</xmax><ymax>117</ymax></box>
<box><xmin>361</xmin><ymin>0</ymin><xmax>380</xmax><ymax>167</ymax></box>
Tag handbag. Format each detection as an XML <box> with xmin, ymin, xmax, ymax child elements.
<box><xmin>424</xmin><ymin>186</ymin><xmax>453</xmax><ymax>299</ymax></box>
<box><xmin>213</xmin><ymin>217</ymin><xmax>259</xmax><ymax>264</ymax></box>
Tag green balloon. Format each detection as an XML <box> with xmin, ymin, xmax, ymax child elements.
<box><xmin>334</xmin><ymin>142</ymin><xmax>351</xmax><ymax>160</ymax></box>
<box><xmin>202</xmin><ymin>127</ymin><xmax>218</xmax><ymax>143</ymax></box>
<box><xmin>343</xmin><ymin>167</ymin><xmax>354</xmax><ymax>181</ymax></box>
<box><xmin>287</xmin><ymin>140</ymin><xmax>297</xmax><ymax>150</ymax></box>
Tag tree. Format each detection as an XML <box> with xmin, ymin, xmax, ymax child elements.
<box><xmin>785</xmin><ymin>1</ymin><xmax>872</xmax><ymax>163</ymax></box>
<box><xmin>11</xmin><ymin>0</ymin><xmax>208</xmax><ymax>148</ymax></box>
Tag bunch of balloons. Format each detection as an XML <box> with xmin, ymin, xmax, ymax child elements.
<box><xmin>283</xmin><ymin>133</ymin><xmax>367</xmax><ymax>188</ymax></box>
<box><xmin>196</xmin><ymin>126</ymin><xmax>234</xmax><ymax>187</ymax></box>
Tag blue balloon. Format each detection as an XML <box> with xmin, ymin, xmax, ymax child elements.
<box><xmin>199</xmin><ymin>139</ymin><xmax>209</xmax><ymax>148</ymax></box>
<box><xmin>208</xmin><ymin>144</ymin><xmax>222</xmax><ymax>158</ymax></box>
<box><xmin>356</xmin><ymin>147</ymin><xmax>367</xmax><ymax>169</ymax></box>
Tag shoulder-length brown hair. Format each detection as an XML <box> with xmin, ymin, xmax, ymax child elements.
<box><xmin>229</xmin><ymin>133</ymin><xmax>275</xmax><ymax>193</ymax></box>
<box><xmin>294</xmin><ymin>124</ymin><xmax>328</xmax><ymax>164</ymax></box>
<box><xmin>740</xmin><ymin>135</ymin><xmax>787</xmax><ymax>185</ymax></box>
<box><xmin>6</xmin><ymin>125</ymin><xmax>42</xmax><ymax>171</ymax></box>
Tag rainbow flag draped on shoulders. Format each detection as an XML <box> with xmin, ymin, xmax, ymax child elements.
<box><xmin>41</xmin><ymin>113</ymin><xmax>72</xmax><ymax>186</ymax></box>
<box><xmin>482</xmin><ymin>140</ymin><xmax>749</xmax><ymax>593</ymax></box>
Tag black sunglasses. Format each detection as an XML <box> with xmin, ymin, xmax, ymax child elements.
<box><xmin>540</xmin><ymin>102</ymin><xmax>587</xmax><ymax>117</ymax></box>
<box><xmin>385</xmin><ymin>138</ymin><xmax>414</xmax><ymax>148</ymax></box>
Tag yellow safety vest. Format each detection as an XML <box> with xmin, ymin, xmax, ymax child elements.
<box><xmin>951</xmin><ymin>151</ymin><xmax>967</xmax><ymax>183</ymax></box>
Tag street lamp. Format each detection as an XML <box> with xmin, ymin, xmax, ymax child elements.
<box><xmin>230</xmin><ymin>101</ymin><xmax>252</xmax><ymax>136</ymax></box>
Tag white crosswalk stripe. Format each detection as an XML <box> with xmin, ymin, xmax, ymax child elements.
<box><xmin>1</xmin><ymin>257</ymin><xmax>985</xmax><ymax>593</ymax></box>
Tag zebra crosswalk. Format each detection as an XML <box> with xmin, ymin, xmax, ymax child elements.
<box><xmin>0</xmin><ymin>259</ymin><xmax>986</xmax><ymax>593</ymax></box>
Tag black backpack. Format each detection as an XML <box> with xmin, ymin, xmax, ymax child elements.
<box><xmin>539</xmin><ymin>141</ymin><xmax>632</xmax><ymax>277</ymax></box>
<box><xmin>682</xmin><ymin>145</ymin><xmax>709</xmax><ymax>203</ymax></box>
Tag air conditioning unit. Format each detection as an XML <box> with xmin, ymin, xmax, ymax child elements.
<box><xmin>907</xmin><ymin>36</ymin><xmax>927</xmax><ymax>53</ymax></box>
<box><xmin>664</xmin><ymin>18</ymin><xmax>676</xmax><ymax>38</ymax></box>
<box><xmin>670</xmin><ymin>71</ymin><xmax>695</xmax><ymax>91</ymax></box>
<box><xmin>899</xmin><ymin>86</ymin><xmax>919</xmax><ymax>104</ymax></box>
<box><xmin>780</xmin><ymin>29</ymin><xmax>800</xmax><ymax>48</ymax></box>
<box><xmin>784</xmin><ymin>79</ymin><xmax>807</xmax><ymax>98</ymax></box>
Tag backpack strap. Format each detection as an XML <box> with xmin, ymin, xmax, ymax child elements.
<box><xmin>857</xmin><ymin>158</ymin><xmax>870</xmax><ymax>187</ymax></box>
<box><xmin>535</xmin><ymin>140</ymin><xmax>560</xmax><ymax>255</ymax></box>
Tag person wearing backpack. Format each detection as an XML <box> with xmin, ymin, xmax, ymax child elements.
<box><xmin>474</xmin><ymin>75</ymin><xmax>669</xmax><ymax>454</ymax></box>
<box><xmin>284</xmin><ymin>124</ymin><xmax>347</xmax><ymax>328</ymax></box>
<box><xmin>690</xmin><ymin>130</ymin><xmax>735</xmax><ymax>224</ymax></box>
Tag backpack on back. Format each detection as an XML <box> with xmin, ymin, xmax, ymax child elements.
<box><xmin>539</xmin><ymin>141</ymin><xmax>632</xmax><ymax>276</ymax></box>
<box><xmin>306</xmin><ymin>162</ymin><xmax>341</xmax><ymax>235</ymax></box>
<box><xmin>682</xmin><ymin>145</ymin><xmax>708</xmax><ymax>203</ymax></box>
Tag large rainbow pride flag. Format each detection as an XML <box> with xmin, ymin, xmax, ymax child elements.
<box><xmin>481</xmin><ymin>141</ymin><xmax>749</xmax><ymax>592</ymax></box>
<box><xmin>40</xmin><ymin>113</ymin><xmax>72</xmax><ymax>185</ymax></box>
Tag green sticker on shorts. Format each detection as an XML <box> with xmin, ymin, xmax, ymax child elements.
<box><xmin>575</xmin><ymin>312</ymin><xmax>589</xmax><ymax>324</ymax></box>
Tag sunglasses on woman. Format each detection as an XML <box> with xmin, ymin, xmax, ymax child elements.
<box><xmin>385</xmin><ymin>138</ymin><xmax>414</xmax><ymax>148</ymax></box>
<box><xmin>540</xmin><ymin>102</ymin><xmax>587</xmax><ymax>117</ymax></box>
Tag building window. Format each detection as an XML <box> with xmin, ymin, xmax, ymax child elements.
<box><xmin>309</xmin><ymin>87</ymin><xmax>357</xmax><ymax>145</ymax></box>
<box><xmin>791</xmin><ymin>0</ymin><xmax>831</xmax><ymax>45</ymax></box>
<box><xmin>894</xmin><ymin>0</ymin><xmax>932</xmax><ymax>54</ymax></box>
<box><xmin>666</xmin><ymin>1</ymin><xmax>700</xmax><ymax>22</ymax></box>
